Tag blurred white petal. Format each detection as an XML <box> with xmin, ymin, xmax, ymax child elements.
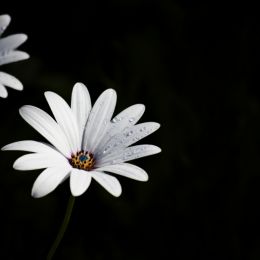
<box><xmin>0</xmin><ymin>50</ymin><xmax>29</xmax><ymax>66</ymax></box>
<box><xmin>0</xmin><ymin>14</ymin><xmax>28</xmax><ymax>98</ymax></box>
<box><xmin>0</xmin><ymin>14</ymin><xmax>11</xmax><ymax>36</ymax></box>
<box><xmin>0</xmin><ymin>83</ymin><xmax>7</xmax><ymax>98</ymax></box>
<box><xmin>0</xmin><ymin>34</ymin><xmax>28</xmax><ymax>52</ymax></box>
<box><xmin>0</xmin><ymin>71</ymin><xmax>23</xmax><ymax>90</ymax></box>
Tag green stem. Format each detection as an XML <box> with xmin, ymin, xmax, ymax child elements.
<box><xmin>47</xmin><ymin>195</ymin><xmax>75</xmax><ymax>260</ymax></box>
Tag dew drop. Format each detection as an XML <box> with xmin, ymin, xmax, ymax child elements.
<box><xmin>124</xmin><ymin>151</ymin><xmax>132</xmax><ymax>159</ymax></box>
<box><xmin>103</xmin><ymin>145</ymin><xmax>110</xmax><ymax>154</ymax></box>
<box><xmin>112</xmin><ymin>116</ymin><xmax>122</xmax><ymax>123</ymax></box>
<box><xmin>129</xmin><ymin>117</ymin><xmax>135</xmax><ymax>123</ymax></box>
<box><xmin>132</xmin><ymin>137</ymin><xmax>140</xmax><ymax>142</ymax></box>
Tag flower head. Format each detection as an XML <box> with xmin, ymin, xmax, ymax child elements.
<box><xmin>2</xmin><ymin>83</ymin><xmax>161</xmax><ymax>197</ymax></box>
<box><xmin>0</xmin><ymin>14</ymin><xmax>29</xmax><ymax>98</ymax></box>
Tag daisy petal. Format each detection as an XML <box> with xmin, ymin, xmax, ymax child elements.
<box><xmin>0</xmin><ymin>14</ymin><xmax>11</xmax><ymax>36</ymax></box>
<box><xmin>31</xmin><ymin>166</ymin><xmax>71</xmax><ymax>198</ymax></box>
<box><xmin>83</xmin><ymin>89</ymin><xmax>117</xmax><ymax>152</ymax></box>
<box><xmin>71</xmin><ymin>82</ymin><xmax>91</xmax><ymax>142</ymax></box>
<box><xmin>19</xmin><ymin>105</ymin><xmax>71</xmax><ymax>157</ymax></box>
<box><xmin>97</xmin><ymin>144</ymin><xmax>161</xmax><ymax>167</ymax></box>
<box><xmin>70</xmin><ymin>168</ymin><xmax>92</xmax><ymax>196</ymax></box>
<box><xmin>45</xmin><ymin>91</ymin><xmax>80</xmax><ymax>153</ymax></box>
<box><xmin>2</xmin><ymin>140</ymin><xmax>60</xmax><ymax>154</ymax></box>
<box><xmin>98</xmin><ymin>163</ymin><xmax>148</xmax><ymax>181</ymax></box>
<box><xmin>0</xmin><ymin>50</ymin><xmax>29</xmax><ymax>66</ymax></box>
<box><xmin>95</xmin><ymin>104</ymin><xmax>145</xmax><ymax>154</ymax></box>
<box><xmin>112</xmin><ymin>104</ymin><xmax>145</xmax><ymax>127</ymax></box>
<box><xmin>0</xmin><ymin>34</ymin><xmax>28</xmax><ymax>52</ymax></box>
<box><xmin>0</xmin><ymin>83</ymin><xmax>7</xmax><ymax>98</ymax></box>
<box><xmin>97</xmin><ymin>122</ymin><xmax>160</xmax><ymax>158</ymax></box>
<box><xmin>13</xmin><ymin>152</ymin><xmax>69</xmax><ymax>171</ymax></box>
<box><xmin>0</xmin><ymin>72</ymin><xmax>23</xmax><ymax>90</ymax></box>
<box><xmin>91</xmin><ymin>171</ymin><xmax>122</xmax><ymax>197</ymax></box>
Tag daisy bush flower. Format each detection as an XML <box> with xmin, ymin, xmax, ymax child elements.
<box><xmin>2</xmin><ymin>83</ymin><xmax>161</xmax><ymax>198</ymax></box>
<box><xmin>0</xmin><ymin>14</ymin><xmax>29</xmax><ymax>98</ymax></box>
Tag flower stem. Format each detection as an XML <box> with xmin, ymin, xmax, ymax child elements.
<box><xmin>47</xmin><ymin>195</ymin><xmax>75</xmax><ymax>260</ymax></box>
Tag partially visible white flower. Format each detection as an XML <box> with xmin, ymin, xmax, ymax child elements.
<box><xmin>2</xmin><ymin>83</ymin><xmax>161</xmax><ymax>198</ymax></box>
<box><xmin>0</xmin><ymin>14</ymin><xmax>29</xmax><ymax>98</ymax></box>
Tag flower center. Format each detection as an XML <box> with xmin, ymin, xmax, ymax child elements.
<box><xmin>70</xmin><ymin>151</ymin><xmax>95</xmax><ymax>171</ymax></box>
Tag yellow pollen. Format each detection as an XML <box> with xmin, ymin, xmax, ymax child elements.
<box><xmin>70</xmin><ymin>151</ymin><xmax>95</xmax><ymax>171</ymax></box>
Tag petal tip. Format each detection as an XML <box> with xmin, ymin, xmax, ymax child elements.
<box><xmin>70</xmin><ymin>190</ymin><xmax>83</xmax><ymax>197</ymax></box>
<box><xmin>156</xmin><ymin>147</ymin><xmax>162</xmax><ymax>154</ymax></box>
<box><xmin>156</xmin><ymin>146</ymin><xmax>162</xmax><ymax>151</ymax></box>
<box><xmin>74</xmin><ymin>82</ymin><xmax>86</xmax><ymax>88</ymax></box>
<box><xmin>142</xmin><ymin>173</ymin><xmax>149</xmax><ymax>182</ymax></box>
<box><xmin>155</xmin><ymin>122</ymin><xmax>161</xmax><ymax>129</ymax></box>
<box><xmin>105</xmin><ymin>88</ymin><xmax>117</xmax><ymax>97</ymax></box>
<box><xmin>73</xmin><ymin>82</ymin><xmax>88</xmax><ymax>95</ymax></box>
<box><xmin>140</xmin><ymin>104</ymin><xmax>145</xmax><ymax>110</ymax></box>
<box><xmin>0</xmin><ymin>14</ymin><xmax>11</xmax><ymax>26</ymax></box>
<box><xmin>1</xmin><ymin>145</ymin><xmax>8</xmax><ymax>151</ymax></box>
<box><xmin>23</xmin><ymin>53</ymin><xmax>30</xmax><ymax>60</ymax></box>
<box><xmin>31</xmin><ymin>190</ymin><xmax>42</xmax><ymax>199</ymax></box>
<box><xmin>113</xmin><ymin>190</ymin><xmax>122</xmax><ymax>197</ymax></box>
<box><xmin>13</xmin><ymin>161</ymin><xmax>19</xmax><ymax>170</ymax></box>
<box><xmin>113</xmin><ymin>184</ymin><xmax>122</xmax><ymax>197</ymax></box>
<box><xmin>0</xmin><ymin>93</ymin><xmax>8</xmax><ymax>98</ymax></box>
<box><xmin>18</xmin><ymin>106</ymin><xmax>27</xmax><ymax>116</ymax></box>
<box><xmin>135</xmin><ymin>104</ymin><xmax>145</xmax><ymax>112</ymax></box>
<box><xmin>15</xmin><ymin>33</ymin><xmax>28</xmax><ymax>44</ymax></box>
<box><xmin>21</xmin><ymin>34</ymin><xmax>28</xmax><ymax>42</ymax></box>
<box><xmin>44</xmin><ymin>91</ymin><xmax>52</xmax><ymax>97</ymax></box>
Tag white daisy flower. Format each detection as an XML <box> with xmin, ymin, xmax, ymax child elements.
<box><xmin>0</xmin><ymin>14</ymin><xmax>29</xmax><ymax>98</ymax></box>
<box><xmin>2</xmin><ymin>83</ymin><xmax>161</xmax><ymax>198</ymax></box>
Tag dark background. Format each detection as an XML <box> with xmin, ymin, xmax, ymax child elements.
<box><xmin>0</xmin><ymin>1</ymin><xmax>260</xmax><ymax>259</ymax></box>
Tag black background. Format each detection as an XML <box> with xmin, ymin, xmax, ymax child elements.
<box><xmin>1</xmin><ymin>1</ymin><xmax>260</xmax><ymax>259</ymax></box>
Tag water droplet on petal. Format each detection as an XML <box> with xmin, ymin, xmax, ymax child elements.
<box><xmin>103</xmin><ymin>145</ymin><xmax>110</xmax><ymax>154</ymax></box>
<box><xmin>112</xmin><ymin>116</ymin><xmax>122</xmax><ymax>123</ymax></box>
<box><xmin>125</xmin><ymin>130</ymin><xmax>134</xmax><ymax>137</ymax></box>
